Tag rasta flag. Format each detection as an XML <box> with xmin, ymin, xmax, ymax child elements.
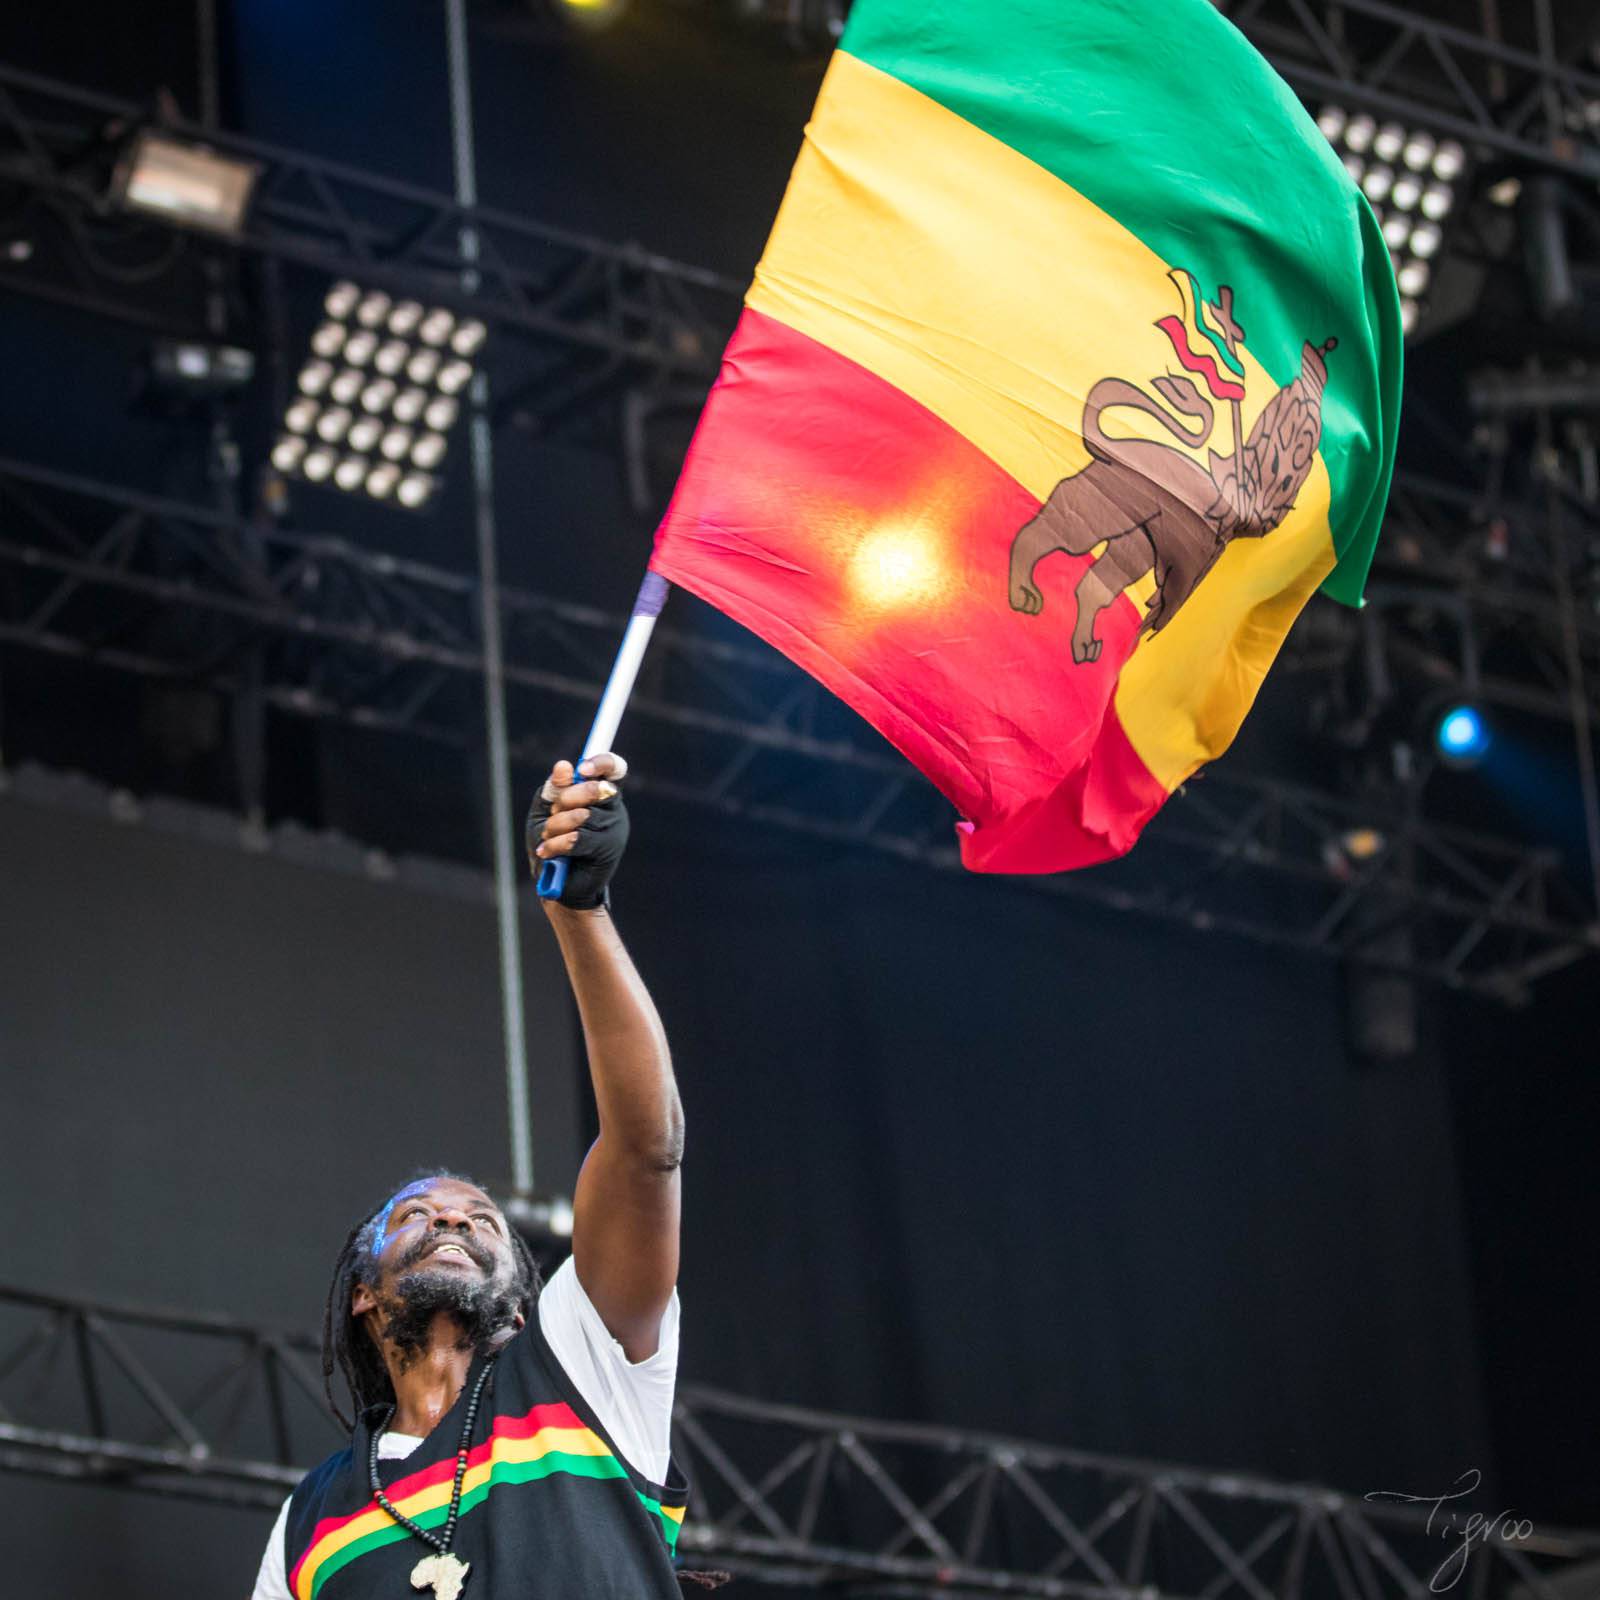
<box><xmin>649</xmin><ymin>0</ymin><xmax>1402</xmax><ymax>873</ymax></box>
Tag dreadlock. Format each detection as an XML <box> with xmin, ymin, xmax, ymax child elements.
<box><xmin>320</xmin><ymin>1170</ymin><xmax>542</xmax><ymax>1432</ymax></box>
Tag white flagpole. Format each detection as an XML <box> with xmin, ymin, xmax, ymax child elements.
<box><xmin>536</xmin><ymin>569</ymin><xmax>672</xmax><ymax>901</ymax></box>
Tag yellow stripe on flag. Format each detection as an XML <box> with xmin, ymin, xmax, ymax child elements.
<box><xmin>747</xmin><ymin>49</ymin><xmax>1335</xmax><ymax>790</ymax></box>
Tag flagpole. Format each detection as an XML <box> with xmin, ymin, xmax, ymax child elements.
<box><xmin>536</xmin><ymin>569</ymin><xmax>672</xmax><ymax>901</ymax></box>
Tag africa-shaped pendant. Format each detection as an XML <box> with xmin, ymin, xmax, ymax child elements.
<box><xmin>410</xmin><ymin>1551</ymin><xmax>470</xmax><ymax>1600</ymax></box>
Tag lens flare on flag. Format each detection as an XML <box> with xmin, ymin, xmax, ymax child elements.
<box><xmin>849</xmin><ymin>525</ymin><xmax>949</xmax><ymax>611</ymax></box>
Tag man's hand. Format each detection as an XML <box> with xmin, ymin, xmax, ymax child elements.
<box><xmin>525</xmin><ymin>752</ymin><xmax>630</xmax><ymax>909</ymax></box>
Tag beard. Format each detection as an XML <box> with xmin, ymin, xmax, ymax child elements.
<box><xmin>376</xmin><ymin>1234</ymin><xmax>521</xmax><ymax>1364</ymax></box>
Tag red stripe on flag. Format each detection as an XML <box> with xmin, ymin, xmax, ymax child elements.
<box><xmin>1155</xmin><ymin>315</ymin><xmax>1247</xmax><ymax>401</ymax></box>
<box><xmin>651</xmin><ymin>308</ymin><xmax>1167</xmax><ymax>872</ymax></box>
<box><xmin>955</xmin><ymin>706</ymin><xmax>1167</xmax><ymax>872</ymax></box>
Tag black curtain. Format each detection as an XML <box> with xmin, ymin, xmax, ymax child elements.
<box><xmin>617</xmin><ymin>801</ymin><xmax>1491</xmax><ymax>1497</ymax></box>
<box><xmin>1443</xmin><ymin>963</ymin><xmax>1600</xmax><ymax>1527</ymax></box>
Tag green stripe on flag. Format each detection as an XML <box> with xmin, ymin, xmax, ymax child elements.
<box><xmin>839</xmin><ymin>0</ymin><xmax>1401</xmax><ymax>606</ymax></box>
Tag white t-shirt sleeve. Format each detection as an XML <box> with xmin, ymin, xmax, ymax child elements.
<box><xmin>250</xmin><ymin>1496</ymin><xmax>293</xmax><ymax>1600</ymax></box>
<box><xmin>537</xmin><ymin>1254</ymin><xmax>679</xmax><ymax>1485</ymax></box>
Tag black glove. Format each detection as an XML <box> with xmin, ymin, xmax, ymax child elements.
<box><xmin>525</xmin><ymin>767</ymin><xmax>630</xmax><ymax>910</ymax></box>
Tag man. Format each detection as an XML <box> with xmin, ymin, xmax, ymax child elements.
<box><xmin>252</xmin><ymin>754</ymin><xmax>697</xmax><ymax>1600</ymax></box>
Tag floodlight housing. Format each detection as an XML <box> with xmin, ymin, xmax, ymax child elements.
<box><xmin>148</xmin><ymin>340</ymin><xmax>255</xmax><ymax>395</ymax></box>
<box><xmin>1316</xmin><ymin>103</ymin><xmax>1468</xmax><ymax>341</ymax></box>
<box><xmin>113</xmin><ymin>130</ymin><xmax>260</xmax><ymax>236</ymax></box>
<box><xmin>273</xmin><ymin>279</ymin><xmax>486</xmax><ymax>509</ymax></box>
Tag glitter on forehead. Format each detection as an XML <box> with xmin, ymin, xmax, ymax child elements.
<box><xmin>360</xmin><ymin>1176</ymin><xmax>497</xmax><ymax>1256</ymax></box>
<box><xmin>361</xmin><ymin>1180</ymin><xmax>432</xmax><ymax>1255</ymax></box>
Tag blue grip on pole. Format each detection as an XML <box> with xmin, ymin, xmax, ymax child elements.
<box><xmin>535</xmin><ymin>755</ymin><xmax>583</xmax><ymax>901</ymax></box>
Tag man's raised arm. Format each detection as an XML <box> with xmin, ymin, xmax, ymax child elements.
<box><xmin>528</xmin><ymin>755</ymin><xmax>683</xmax><ymax>1361</ymax></box>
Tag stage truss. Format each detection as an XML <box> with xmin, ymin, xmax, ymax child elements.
<box><xmin>1220</xmin><ymin>0</ymin><xmax>1600</xmax><ymax>180</ymax></box>
<box><xmin>0</xmin><ymin>457</ymin><xmax>1594</xmax><ymax>1000</ymax></box>
<box><xmin>0</xmin><ymin>60</ymin><xmax>742</xmax><ymax>436</ymax></box>
<box><xmin>1</xmin><ymin>1283</ymin><xmax>1595</xmax><ymax>1600</ymax></box>
<box><xmin>0</xmin><ymin>0</ymin><xmax>1595</xmax><ymax>420</ymax></box>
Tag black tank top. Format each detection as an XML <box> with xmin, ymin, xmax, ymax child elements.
<box><xmin>283</xmin><ymin>1313</ymin><xmax>688</xmax><ymax>1599</ymax></box>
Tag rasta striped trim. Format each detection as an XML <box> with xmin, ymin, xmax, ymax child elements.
<box><xmin>289</xmin><ymin>1401</ymin><xmax>686</xmax><ymax>1600</ymax></box>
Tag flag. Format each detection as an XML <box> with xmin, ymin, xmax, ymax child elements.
<box><xmin>649</xmin><ymin>0</ymin><xmax>1402</xmax><ymax>873</ymax></box>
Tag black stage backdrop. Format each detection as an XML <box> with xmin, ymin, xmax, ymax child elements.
<box><xmin>0</xmin><ymin>789</ymin><xmax>579</xmax><ymax>1596</ymax></box>
<box><xmin>1</xmin><ymin>784</ymin><xmax>1504</xmax><ymax>1596</ymax></box>
<box><xmin>1441</xmin><ymin>964</ymin><xmax>1600</xmax><ymax>1529</ymax></box>
<box><xmin>620</xmin><ymin>811</ymin><xmax>1491</xmax><ymax>1491</ymax></box>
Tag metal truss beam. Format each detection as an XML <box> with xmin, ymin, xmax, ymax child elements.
<box><xmin>3</xmin><ymin>1284</ymin><xmax>1598</xmax><ymax>1599</ymax></box>
<box><xmin>1220</xmin><ymin>0</ymin><xmax>1600</xmax><ymax>179</ymax></box>
<box><xmin>672</xmin><ymin>1387</ymin><xmax>1600</xmax><ymax>1600</ymax></box>
<box><xmin>1276</xmin><ymin>461</ymin><xmax>1600</xmax><ymax>724</ymax></box>
<box><xmin>752</xmin><ymin>0</ymin><xmax>1600</xmax><ymax>180</ymax></box>
<box><xmin>0</xmin><ymin>457</ymin><xmax>1593</xmax><ymax>1000</ymax></box>
<box><xmin>0</xmin><ymin>62</ymin><xmax>742</xmax><ymax>377</ymax></box>
<box><xmin>0</xmin><ymin>1285</ymin><xmax>321</xmax><ymax>1509</ymax></box>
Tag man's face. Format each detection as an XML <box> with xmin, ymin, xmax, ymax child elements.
<box><xmin>352</xmin><ymin>1178</ymin><xmax>521</xmax><ymax>1354</ymax></box>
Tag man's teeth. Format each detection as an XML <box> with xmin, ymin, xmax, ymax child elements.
<box><xmin>434</xmin><ymin>1244</ymin><xmax>469</xmax><ymax>1260</ymax></box>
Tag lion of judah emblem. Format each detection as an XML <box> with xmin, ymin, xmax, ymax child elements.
<box><xmin>1008</xmin><ymin>280</ymin><xmax>1335</xmax><ymax>665</ymax></box>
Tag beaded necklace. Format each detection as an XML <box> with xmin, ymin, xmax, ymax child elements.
<box><xmin>367</xmin><ymin>1352</ymin><xmax>499</xmax><ymax>1600</ymax></box>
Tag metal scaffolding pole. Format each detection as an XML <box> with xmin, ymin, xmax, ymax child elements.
<box><xmin>445</xmin><ymin>0</ymin><xmax>535</xmax><ymax>1198</ymax></box>
<box><xmin>1541</xmin><ymin>417</ymin><xmax>1600</xmax><ymax>919</ymax></box>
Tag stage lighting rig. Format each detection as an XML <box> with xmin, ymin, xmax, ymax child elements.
<box><xmin>1316</xmin><ymin>106</ymin><xmax>1464</xmax><ymax>338</ymax></box>
<box><xmin>1320</xmin><ymin>824</ymin><xmax>1389</xmax><ymax>882</ymax></box>
<box><xmin>271</xmin><ymin>281</ymin><xmax>487</xmax><ymax>511</ymax></box>
<box><xmin>1435</xmin><ymin>703</ymin><xmax>1491</xmax><ymax>767</ymax></box>
<box><xmin>111</xmin><ymin>129</ymin><xmax>260</xmax><ymax>238</ymax></box>
<box><xmin>147</xmin><ymin>339</ymin><xmax>255</xmax><ymax>397</ymax></box>
<box><xmin>553</xmin><ymin>0</ymin><xmax>630</xmax><ymax>26</ymax></box>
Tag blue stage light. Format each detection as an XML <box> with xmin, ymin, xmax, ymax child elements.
<box><xmin>1436</xmin><ymin>704</ymin><xmax>1489</xmax><ymax>764</ymax></box>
